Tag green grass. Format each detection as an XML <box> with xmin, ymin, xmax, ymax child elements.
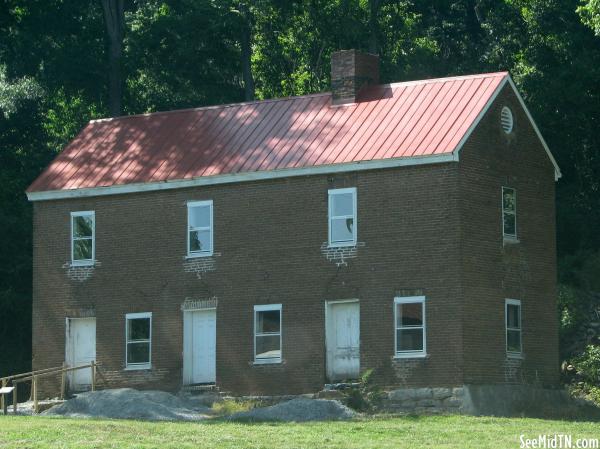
<box><xmin>211</xmin><ymin>399</ymin><xmax>264</xmax><ymax>416</ymax></box>
<box><xmin>0</xmin><ymin>415</ymin><xmax>598</xmax><ymax>449</ymax></box>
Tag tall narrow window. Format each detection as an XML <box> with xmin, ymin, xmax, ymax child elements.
<box><xmin>328</xmin><ymin>188</ymin><xmax>357</xmax><ymax>247</ymax></box>
<box><xmin>502</xmin><ymin>187</ymin><xmax>517</xmax><ymax>239</ymax></box>
<box><xmin>505</xmin><ymin>299</ymin><xmax>522</xmax><ymax>356</ymax></box>
<box><xmin>394</xmin><ymin>296</ymin><xmax>426</xmax><ymax>358</ymax></box>
<box><xmin>125</xmin><ymin>312</ymin><xmax>152</xmax><ymax>369</ymax></box>
<box><xmin>71</xmin><ymin>211</ymin><xmax>95</xmax><ymax>265</ymax></box>
<box><xmin>254</xmin><ymin>304</ymin><xmax>282</xmax><ymax>364</ymax></box>
<box><xmin>187</xmin><ymin>200</ymin><xmax>213</xmax><ymax>256</ymax></box>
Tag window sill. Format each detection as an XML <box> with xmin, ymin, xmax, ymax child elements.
<box><xmin>394</xmin><ymin>352</ymin><xmax>427</xmax><ymax>359</ymax></box>
<box><xmin>503</xmin><ymin>237</ymin><xmax>520</xmax><ymax>245</ymax></box>
<box><xmin>185</xmin><ymin>252</ymin><xmax>214</xmax><ymax>259</ymax></box>
<box><xmin>327</xmin><ymin>242</ymin><xmax>357</xmax><ymax>249</ymax></box>
<box><xmin>70</xmin><ymin>260</ymin><xmax>95</xmax><ymax>267</ymax></box>
<box><xmin>124</xmin><ymin>364</ymin><xmax>151</xmax><ymax>371</ymax></box>
<box><xmin>506</xmin><ymin>352</ymin><xmax>524</xmax><ymax>360</ymax></box>
<box><xmin>253</xmin><ymin>359</ymin><xmax>282</xmax><ymax>366</ymax></box>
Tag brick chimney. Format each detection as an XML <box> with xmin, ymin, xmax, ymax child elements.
<box><xmin>331</xmin><ymin>49</ymin><xmax>380</xmax><ymax>105</ymax></box>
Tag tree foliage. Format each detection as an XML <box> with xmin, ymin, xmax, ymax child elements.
<box><xmin>1</xmin><ymin>0</ymin><xmax>600</xmax><ymax>378</ymax></box>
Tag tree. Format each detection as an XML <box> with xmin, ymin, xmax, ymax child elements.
<box><xmin>239</xmin><ymin>2</ymin><xmax>255</xmax><ymax>101</ymax></box>
<box><xmin>100</xmin><ymin>0</ymin><xmax>125</xmax><ymax>117</ymax></box>
<box><xmin>578</xmin><ymin>0</ymin><xmax>600</xmax><ymax>35</ymax></box>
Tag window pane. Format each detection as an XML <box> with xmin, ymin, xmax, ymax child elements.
<box><xmin>332</xmin><ymin>193</ymin><xmax>354</xmax><ymax>216</ymax></box>
<box><xmin>189</xmin><ymin>229</ymin><xmax>211</xmax><ymax>252</ymax></box>
<box><xmin>331</xmin><ymin>217</ymin><xmax>354</xmax><ymax>242</ymax></box>
<box><xmin>256</xmin><ymin>335</ymin><xmax>280</xmax><ymax>359</ymax></box>
<box><xmin>506</xmin><ymin>304</ymin><xmax>520</xmax><ymax>329</ymax></box>
<box><xmin>396</xmin><ymin>328</ymin><xmax>423</xmax><ymax>352</ymax></box>
<box><xmin>256</xmin><ymin>310</ymin><xmax>280</xmax><ymax>334</ymax></box>
<box><xmin>507</xmin><ymin>330</ymin><xmax>521</xmax><ymax>352</ymax></box>
<box><xmin>503</xmin><ymin>189</ymin><xmax>516</xmax><ymax>213</ymax></box>
<box><xmin>189</xmin><ymin>205</ymin><xmax>211</xmax><ymax>228</ymax></box>
<box><xmin>73</xmin><ymin>239</ymin><xmax>93</xmax><ymax>260</ymax></box>
<box><xmin>127</xmin><ymin>342</ymin><xmax>150</xmax><ymax>364</ymax></box>
<box><xmin>503</xmin><ymin>213</ymin><xmax>516</xmax><ymax>236</ymax></box>
<box><xmin>128</xmin><ymin>318</ymin><xmax>150</xmax><ymax>341</ymax></box>
<box><xmin>397</xmin><ymin>302</ymin><xmax>423</xmax><ymax>327</ymax></box>
<box><xmin>73</xmin><ymin>215</ymin><xmax>93</xmax><ymax>238</ymax></box>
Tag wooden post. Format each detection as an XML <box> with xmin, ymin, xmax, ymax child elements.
<box><xmin>60</xmin><ymin>362</ymin><xmax>67</xmax><ymax>400</ymax></box>
<box><xmin>13</xmin><ymin>382</ymin><xmax>17</xmax><ymax>414</ymax></box>
<box><xmin>33</xmin><ymin>375</ymin><xmax>38</xmax><ymax>414</ymax></box>
<box><xmin>1</xmin><ymin>379</ymin><xmax>6</xmax><ymax>412</ymax></box>
<box><xmin>91</xmin><ymin>361</ymin><xmax>96</xmax><ymax>392</ymax></box>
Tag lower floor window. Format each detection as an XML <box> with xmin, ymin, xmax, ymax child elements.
<box><xmin>505</xmin><ymin>299</ymin><xmax>522</xmax><ymax>355</ymax></box>
<box><xmin>126</xmin><ymin>312</ymin><xmax>152</xmax><ymax>369</ymax></box>
<box><xmin>394</xmin><ymin>296</ymin><xmax>426</xmax><ymax>357</ymax></box>
<box><xmin>254</xmin><ymin>304</ymin><xmax>282</xmax><ymax>363</ymax></box>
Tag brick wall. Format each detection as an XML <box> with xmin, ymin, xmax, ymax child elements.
<box><xmin>31</xmin><ymin>83</ymin><xmax>558</xmax><ymax>397</ymax></box>
<box><xmin>458</xmin><ymin>84</ymin><xmax>559</xmax><ymax>386</ymax></box>
<box><xmin>32</xmin><ymin>161</ymin><xmax>465</xmax><ymax>396</ymax></box>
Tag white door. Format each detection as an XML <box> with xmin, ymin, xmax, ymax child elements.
<box><xmin>326</xmin><ymin>301</ymin><xmax>360</xmax><ymax>381</ymax></box>
<box><xmin>66</xmin><ymin>318</ymin><xmax>96</xmax><ymax>390</ymax></box>
<box><xmin>183</xmin><ymin>309</ymin><xmax>216</xmax><ymax>384</ymax></box>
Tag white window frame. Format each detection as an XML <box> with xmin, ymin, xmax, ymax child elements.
<box><xmin>502</xmin><ymin>187</ymin><xmax>517</xmax><ymax>240</ymax></box>
<box><xmin>328</xmin><ymin>187</ymin><xmax>357</xmax><ymax>247</ymax></box>
<box><xmin>505</xmin><ymin>299</ymin><xmax>522</xmax><ymax>357</ymax></box>
<box><xmin>187</xmin><ymin>200</ymin><xmax>213</xmax><ymax>257</ymax></box>
<box><xmin>394</xmin><ymin>296</ymin><xmax>427</xmax><ymax>358</ymax></box>
<box><xmin>125</xmin><ymin>312</ymin><xmax>152</xmax><ymax>370</ymax></box>
<box><xmin>253</xmin><ymin>304</ymin><xmax>282</xmax><ymax>364</ymax></box>
<box><xmin>70</xmin><ymin>211</ymin><xmax>95</xmax><ymax>266</ymax></box>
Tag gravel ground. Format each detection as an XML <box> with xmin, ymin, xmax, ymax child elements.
<box><xmin>228</xmin><ymin>398</ymin><xmax>356</xmax><ymax>422</ymax></box>
<box><xmin>43</xmin><ymin>388</ymin><xmax>211</xmax><ymax>421</ymax></box>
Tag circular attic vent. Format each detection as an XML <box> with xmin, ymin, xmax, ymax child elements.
<box><xmin>501</xmin><ymin>106</ymin><xmax>514</xmax><ymax>134</ymax></box>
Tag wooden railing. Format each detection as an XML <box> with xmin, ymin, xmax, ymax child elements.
<box><xmin>0</xmin><ymin>361</ymin><xmax>97</xmax><ymax>414</ymax></box>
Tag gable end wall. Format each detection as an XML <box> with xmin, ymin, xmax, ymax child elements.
<box><xmin>459</xmin><ymin>84</ymin><xmax>558</xmax><ymax>386</ymax></box>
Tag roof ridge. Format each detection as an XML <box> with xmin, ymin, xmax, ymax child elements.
<box><xmin>379</xmin><ymin>71</ymin><xmax>509</xmax><ymax>90</ymax></box>
<box><xmin>89</xmin><ymin>72</ymin><xmax>509</xmax><ymax>124</ymax></box>
<box><xmin>89</xmin><ymin>91</ymin><xmax>332</xmax><ymax>123</ymax></box>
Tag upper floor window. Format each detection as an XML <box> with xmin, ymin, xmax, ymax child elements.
<box><xmin>187</xmin><ymin>200</ymin><xmax>213</xmax><ymax>257</ymax></box>
<box><xmin>505</xmin><ymin>299</ymin><xmax>522</xmax><ymax>356</ymax></box>
<box><xmin>502</xmin><ymin>187</ymin><xmax>517</xmax><ymax>239</ymax></box>
<box><xmin>328</xmin><ymin>188</ymin><xmax>357</xmax><ymax>247</ymax></box>
<box><xmin>125</xmin><ymin>312</ymin><xmax>152</xmax><ymax>370</ymax></box>
<box><xmin>394</xmin><ymin>296</ymin><xmax>426</xmax><ymax>358</ymax></box>
<box><xmin>71</xmin><ymin>211</ymin><xmax>95</xmax><ymax>265</ymax></box>
<box><xmin>254</xmin><ymin>304</ymin><xmax>282</xmax><ymax>364</ymax></box>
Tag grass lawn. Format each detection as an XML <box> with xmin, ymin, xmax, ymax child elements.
<box><xmin>0</xmin><ymin>415</ymin><xmax>599</xmax><ymax>449</ymax></box>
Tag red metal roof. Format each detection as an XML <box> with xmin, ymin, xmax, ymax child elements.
<box><xmin>28</xmin><ymin>72</ymin><xmax>508</xmax><ymax>194</ymax></box>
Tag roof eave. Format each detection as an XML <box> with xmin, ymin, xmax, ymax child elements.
<box><xmin>26</xmin><ymin>153</ymin><xmax>456</xmax><ymax>202</ymax></box>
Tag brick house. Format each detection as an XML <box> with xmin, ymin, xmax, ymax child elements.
<box><xmin>27</xmin><ymin>50</ymin><xmax>561</xmax><ymax>398</ymax></box>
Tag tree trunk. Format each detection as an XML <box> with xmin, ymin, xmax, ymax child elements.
<box><xmin>239</xmin><ymin>2</ymin><xmax>255</xmax><ymax>101</ymax></box>
<box><xmin>368</xmin><ymin>0</ymin><xmax>380</xmax><ymax>55</ymax></box>
<box><xmin>100</xmin><ymin>0</ymin><xmax>125</xmax><ymax>117</ymax></box>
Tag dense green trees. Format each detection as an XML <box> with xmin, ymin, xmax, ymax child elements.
<box><xmin>1</xmin><ymin>1</ymin><xmax>599</xmax><ymax>382</ymax></box>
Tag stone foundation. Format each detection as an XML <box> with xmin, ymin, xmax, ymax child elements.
<box><xmin>383</xmin><ymin>386</ymin><xmax>465</xmax><ymax>414</ymax></box>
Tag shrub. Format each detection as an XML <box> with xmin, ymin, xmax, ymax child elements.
<box><xmin>569</xmin><ymin>345</ymin><xmax>600</xmax><ymax>406</ymax></box>
<box><xmin>343</xmin><ymin>369</ymin><xmax>384</xmax><ymax>412</ymax></box>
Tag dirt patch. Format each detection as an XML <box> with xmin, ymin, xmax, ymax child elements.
<box><xmin>228</xmin><ymin>398</ymin><xmax>356</xmax><ymax>422</ymax></box>
<box><xmin>44</xmin><ymin>388</ymin><xmax>211</xmax><ymax>421</ymax></box>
